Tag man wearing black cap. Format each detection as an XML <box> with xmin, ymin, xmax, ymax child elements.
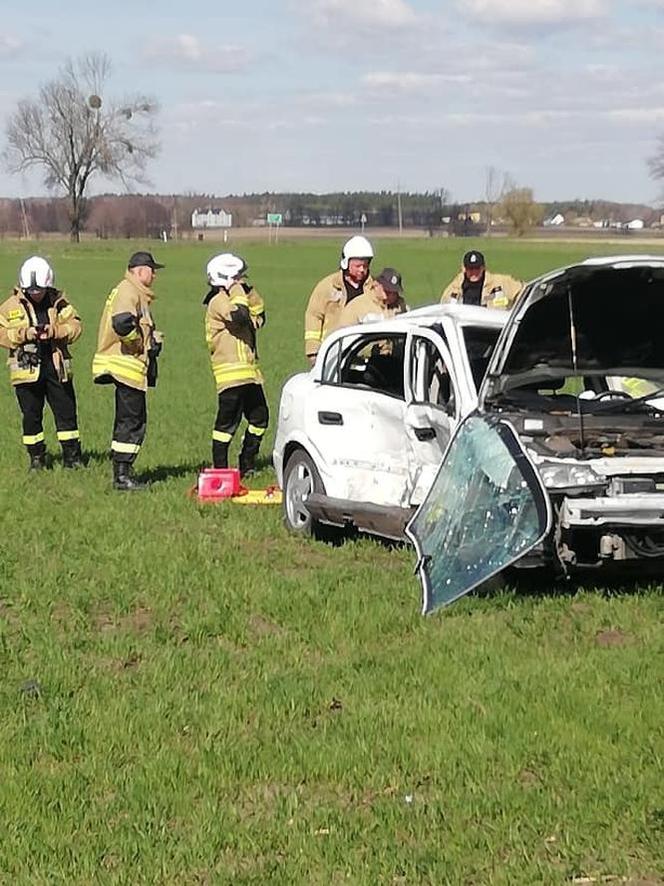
<box><xmin>440</xmin><ymin>250</ymin><xmax>522</xmax><ymax>309</ymax></box>
<box><xmin>93</xmin><ymin>251</ymin><xmax>164</xmax><ymax>490</ymax></box>
<box><xmin>338</xmin><ymin>267</ymin><xmax>408</xmax><ymax>327</ymax></box>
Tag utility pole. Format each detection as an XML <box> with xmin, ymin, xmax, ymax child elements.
<box><xmin>19</xmin><ymin>198</ymin><xmax>30</xmax><ymax>239</ymax></box>
<box><xmin>396</xmin><ymin>183</ymin><xmax>403</xmax><ymax>236</ymax></box>
<box><xmin>172</xmin><ymin>196</ymin><xmax>178</xmax><ymax>241</ymax></box>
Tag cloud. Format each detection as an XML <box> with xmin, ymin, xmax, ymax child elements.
<box><xmin>363</xmin><ymin>71</ymin><xmax>471</xmax><ymax>92</ymax></box>
<box><xmin>0</xmin><ymin>35</ymin><xmax>22</xmax><ymax>57</ymax></box>
<box><xmin>144</xmin><ymin>34</ymin><xmax>251</xmax><ymax>73</ymax></box>
<box><xmin>461</xmin><ymin>0</ymin><xmax>608</xmax><ymax>27</ymax></box>
<box><xmin>305</xmin><ymin>0</ymin><xmax>418</xmax><ymax>28</ymax></box>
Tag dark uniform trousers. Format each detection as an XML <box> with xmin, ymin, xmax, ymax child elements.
<box><xmin>213</xmin><ymin>382</ymin><xmax>269</xmax><ymax>472</ymax></box>
<box><xmin>15</xmin><ymin>358</ymin><xmax>80</xmax><ymax>457</ymax></box>
<box><xmin>112</xmin><ymin>381</ymin><xmax>147</xmax><ymax>465</ymax></box>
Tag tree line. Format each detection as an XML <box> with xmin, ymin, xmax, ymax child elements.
<box><xmin>2</xmin><ymin>52</ymin><xmax>662</xmax><ymax>241</ymax></box>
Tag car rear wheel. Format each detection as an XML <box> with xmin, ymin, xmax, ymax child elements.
<box><xmin>283</xmin><ymin>449</ymin><xmax>324</xmax><ymax>536</ymax></box>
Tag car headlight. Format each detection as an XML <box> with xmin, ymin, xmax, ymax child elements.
<box><xmin>538</xmin><ymin>461</ymin><xmax>604</xmax><ymax>490</ymax></box>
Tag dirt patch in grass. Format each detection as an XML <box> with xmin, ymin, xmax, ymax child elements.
<box><xmin>595</xmin><ymin>628</ymin><xmax>631</xmax><ymax>648</ymax></box>
<box><xmin>248</xmin><ymin>613</ymin><xmax>287</xmax><ymax>639</ymax></box>
<box><xmin>518</xmin><ymin>768</ymin><xmax>543</xmax><ymax>788</ymax></box>
<box><xmin>0</xmin><ymin>598</ymin><xmax>20</xmax><ymax>629</ymax></box>
<box><xmin>90</xmin><ymin>605</ymin><xmax>153</xmax><ymax>635</ymax></box>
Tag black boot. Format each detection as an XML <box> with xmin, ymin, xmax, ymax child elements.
<box><xmin>62</xmin><ymin>441</ymin><xmax>84</xmax><ymax>469</ymax></box>
<box><xmin>212</xmin><ymin>440</ymin><xmax>230</xmax><ymax>469</ymax></box>
<box><xmin>113</xmin><ymin>461</ymin><xmax>147</xmax><ymax>491</ymax></box>
<box><xmin>239</xmin><ymin>434</ymin><xmax>261</xmax><ymax>478</ymax></box>
<box><xmin>29</xmin><ymin>452</ymin><xmax>48</xmax><ymax>472</ymax></box>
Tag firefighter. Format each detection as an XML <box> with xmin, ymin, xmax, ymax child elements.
<box><xmin>0</xmin><ymin>256</ymin><xmax>83</xmax><ymax>470</ymax></box>
<box><xmin>204</xmin><ymin>253</ymin><xmax>268</xmax><ymax>476</ymax></box>
<box><xmin>338</xmin><ymin>267</ymin><xmax>408</xmax><ymax>327</ymax></box>
<box><xmin>92</xmin><ymin>251</ymin><xmax>164</xmax><ymax>491</ymax></box>
<box><xmin>440</xmin><ymin>250</ymin><xmax>523</xmax><ymax>309</ymax></box>
<box><xmin>304</xmin><ymin>235</ymin><xmax>377</xmax><ymax>364</ymax></box>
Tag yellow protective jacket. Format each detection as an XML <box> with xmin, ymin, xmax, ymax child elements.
<box><xmin>304</xmin><ymin>270</ymin><xmax>379</xmax><ymax>358</ymax></box>
<box><xmin>205</xmin><ymin>281</ymin><xmax>265</xmax><ymax>394</ymax></box>
<box><xmin>0</xmin><ymin>288</ymin><xmax>82</xmax><ymax>386</ymax></box>
<box><xmin>92</xmin><ymin>272</ymin><xmax>159</xmax><ymax>391</ymax></box>
<box><xmin>440</xmin><ymin>270</ymin><xmax>523</xmax><ymax>309</ymax></box>
<box><xmin>338</xmin><ymin>289</ymin><xmax>408</xmax><ymax>328</ymax></box>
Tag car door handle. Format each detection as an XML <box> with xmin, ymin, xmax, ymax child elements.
<box><xmin>318</xmin><ymin>411</ymin><xmax>344</xmax><ymax>425</ymax></box>
<box><xmin>414</xmin><ymin>427</ymin><xmax>436</xmax><ymax>441</ymax></box>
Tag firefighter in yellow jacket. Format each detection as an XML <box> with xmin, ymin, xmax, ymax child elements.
<box><xmin>204</xmin><ymin>253</ymin><xmax>268</xmax><ymax>476</ymax></box>
<box><xmin>304</xmin><ymin>235</ymin><xmax>377</xmax><ymax>364</ymax></box>
<box><xmin>440</xmin><ymin>250</ymin><xmax>523</xmax><ymax>309</ymax></box>
<box><xmin>93</xmin><ymin>251</ymin><xmax>164</xmax><ymax>491</ymax></box>
<box><xmin>0</xmin><ymin>256</ymin><xmax>83</xmax><ymax>471</ymax></box>
<box><xmin>338</xmin><ymin>267</ymin><xmax>408</xmax><ymax>327</ymax></box>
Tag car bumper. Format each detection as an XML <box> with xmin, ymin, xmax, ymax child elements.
<box><xmin>561</xmin><ymin>494</ymin><xmax>664</xmax><ymax>528</ymax></box>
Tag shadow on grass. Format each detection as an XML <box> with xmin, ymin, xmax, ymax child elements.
<box><xmin>497</xmin><ymin>566</ymin><xmax>664</xmax><ymax>601</ymax></box>
<box><xmin>139</xmin><ymin>461</ymin><xmax>207</xmax><ymax>484</ymax></box>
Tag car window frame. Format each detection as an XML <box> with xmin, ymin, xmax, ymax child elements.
<box><xmin>318</xmin><ymin>330</ymin><xmax>408</xmax><ymax>402</ymax></box>
<box><xmin>405</xmin><ymin>328</ymin><xmax>460</xmax><ymax>420</ymax></box>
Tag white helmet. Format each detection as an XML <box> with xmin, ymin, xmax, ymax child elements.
<box><xmin>19</xmin><ymin>256</ymin><xmax>54</xmax><ymax>290</ymax></box>
<box><xmin>340</xmin><ymin>235</ymin><xmax>373</xmax><ymax>270</ymax></box>
<box><xmin>206</xmin><ymin>253</ymin><xmax>247</xmax><ymax>288</ymax></box>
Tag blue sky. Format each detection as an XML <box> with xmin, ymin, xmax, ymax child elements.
<box><xmin>1</xmin><ymin>0</ymin><xmax>663</xmax><ymax>203</ymax></box>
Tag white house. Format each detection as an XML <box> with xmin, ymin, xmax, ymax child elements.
<box><xmin>626</xmin><ymin>218</ymin><xmax>644</xmax><ymax>231</ymax></box>
<box><xmin>191</xmin><ymin>208</ymin><xmax>233</xmax><ymax>229</ymax></box>
<box><xmin>543</xmin><ymin>213</ymin><xmax>565</xmax><ymax>226</ymax></box>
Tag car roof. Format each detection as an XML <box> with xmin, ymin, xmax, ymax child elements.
<box><xmin>326</xmin><ymin>304</ymin><xmax>508</xmax><ymax>342</ymax></box>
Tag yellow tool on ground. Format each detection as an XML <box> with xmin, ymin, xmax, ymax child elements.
<box><xmin>231</xmin><ymin>486</ymin><xmax>282</xmax><ymax>505</ymax></box>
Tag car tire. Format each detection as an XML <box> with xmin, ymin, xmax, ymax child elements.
<box><xmin>283</xmin><ymin>449</ymin><xmax>325</xmax><ymax>536</ymax></box>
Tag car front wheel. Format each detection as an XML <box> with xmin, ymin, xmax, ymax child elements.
<box><xmin>283</xmin><ymin>449</ymin><xmax>324</xmax><ymax>536</ymax></box>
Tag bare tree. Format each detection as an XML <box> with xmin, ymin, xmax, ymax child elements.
<box><xmin>649</xmin><ymin>135</ymin><xmax>664</xmax><ymax>186</ymax></box>
<box><xmin>484</xmin><ymin>166</ymin><xmax>510</xmax><ymax>234</ymax></box>
<box><xmin>4</xmin><ymin>52</ymin><xmax>159</xmax><ymax>242</ymax></box>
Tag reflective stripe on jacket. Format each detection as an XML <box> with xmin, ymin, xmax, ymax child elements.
<box><xmin>206</xmin><ymin>282</ymin><xmax>265</xmax><ymax>394</ymax></box>
<box><xmin>304</xmin><ymin>270</ymin><xmax>378</xmax><ymax>357</ymax></box>
<box><xmin>0</xmin><ymin>289</ymin><xmax>82</xmax><ymax>386</ymax></box>
<box><xmin>440</xmin><ymin>271</ymin><xmax>523</xmax><ymax>308</ymax></box>
<box><xmin>92</xmin><ymin>272</ymin><xmax>157</xmax><ymax>391</ymax></box>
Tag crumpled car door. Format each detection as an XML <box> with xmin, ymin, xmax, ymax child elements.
<box><xmin>406</xmin><ymin>413</ymin><xmax>551</xmax><ymax>614</ymax></box>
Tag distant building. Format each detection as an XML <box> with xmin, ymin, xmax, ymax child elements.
<box><xmin>191</xmin><ymin>208</ymin><xmax>232</xmax><ymax>229</ymax></box>
<box><xmin>543</xmin><ymin>213</ymin><xmax>565</xmax><ymax>226</ymax></box>
<box><xmin>626</xmin><ymin>218</ymin><xmax>644</xmax><ymax>230</ymax></box>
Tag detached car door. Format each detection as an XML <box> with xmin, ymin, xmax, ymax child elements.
<box><xmin>307</xmin><ymin>330</ymin><xmax>412</xmax><ymax>507</ymax></box>
<box><xmin>404</xmin><ymin>329</ymin><xmax>459</xmax><ymax>504</ymax></box>
<box><xmin>406</xmin><ymin>414</ymin><xmax>551</xmax><ymax>613</ymax></box>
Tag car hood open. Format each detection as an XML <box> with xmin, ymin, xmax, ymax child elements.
<box><xmin>484</xmin><ymin>257</ymin><xmax>664</xmax><ymax>396</ymax></box>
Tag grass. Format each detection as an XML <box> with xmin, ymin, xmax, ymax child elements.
<box><xmin>0</xmin><ymin>236</ymin><xmax>662</xmax><ymax>883</ymax></box>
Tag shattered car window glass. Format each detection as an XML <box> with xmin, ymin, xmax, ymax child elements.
<box><xmin>407</xmin><ymin>415</ymin><xmax>550</xmax><ymax>613</ymax></box>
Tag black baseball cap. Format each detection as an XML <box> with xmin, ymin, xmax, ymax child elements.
<box><xmin>375</xmin><ymin>267</ymin><xmax>403</xmax><ymax>294</ymax></box>
<box><xmin>463</xmin><ymin>250</ymin><xmax>485</xmax><ymax>268</ymax></box>
<box><xmin>127</xmin><ymin>251</ymin><xmax>165</xmax><ymax>270</ymax></box>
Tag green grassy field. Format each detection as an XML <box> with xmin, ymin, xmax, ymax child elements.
<box><xmin>0</xmin><ymin>236</ymin><xmax>662</xmax><ymax>884</ymax></box>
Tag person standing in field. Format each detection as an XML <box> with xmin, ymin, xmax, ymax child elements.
<box><xmin>338</xmin><ymin>267</ymin><xmax>408</xmax><ymax>327</ymax></box>
<box><xmin>440</xmin><ymin>250</ymin><xmax>523</xmax><ymax>309</ymax></box>
<box><xmin>304</xmin><ymin>235</ymin><xmax>378</xmax><ymax>364</ymax></box>
<box><xmin>92</xmin><ymin>251</ymin><xmax>164</xmax><ymax>491</ymax></box>
<box><xmin>0</xmin><ymin>256</ymin><xmax>83</xmax><ymax>471</ymax></box>
<box><xmin>204</xmin><ymin>253</ymin><xmax>268</xmax><ymax>477</ymax></box>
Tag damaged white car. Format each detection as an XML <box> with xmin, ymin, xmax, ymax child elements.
<box><xmin>274</xmin><ymin>304</ymin><xmax>507</xmax><ymax>539</ymax></box>
<box><xmin>409</xmin><ymin>255</ymin><xmax>664</xmax><ymax>611</ymax></box>
<box><xmin>275</xmin><ymin>256</ymin><xmax>664</xmax><ymax>611</ymax></box>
